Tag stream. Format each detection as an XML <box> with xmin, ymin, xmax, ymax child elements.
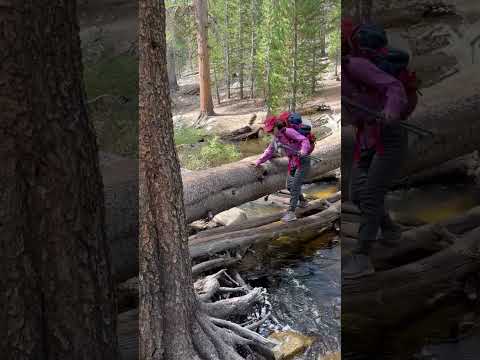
<box><xmin>240</xmin><ymin>180</ymin><xmax>480</xmax><ymax>359</ymax></box>
<box><xmin>238</xmin><ymin>182</ymin><xmax>342</xmax><ymax>359</ymax></box>
<box><xmin>346</xmin><ymin>181</ymin><xmax>480</xmax><ymax>360</ymax></box>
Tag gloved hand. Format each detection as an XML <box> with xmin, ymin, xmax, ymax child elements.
<box><xmin>382</xmin><ymin>108</ymin><xmax>400</xmax><ymax>125</ymax></box>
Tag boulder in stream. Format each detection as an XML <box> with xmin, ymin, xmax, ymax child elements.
<box><xmin>318</xmin><ymin>352</ymin><xmax>341</xmax><ymax>360</ymax></box>
<box><xmin>269</xmin><ymin>330</ymin><xmax>314</xmax><ymax>360</ymax></box>
<box><xmin>212</xmin><ymin>207</ymin><xmax>248</xmax><ymax>226</ymax></box>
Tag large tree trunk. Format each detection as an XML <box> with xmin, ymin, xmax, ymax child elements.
<box><xmin>249</xmin><ymin>0</ymin><xmax>257</xmax><ymax>99</ymax></box>
<box><xmin>167</xmin><ymin>45</ymin><xmax>179</xmax><ymax>91</ymax></box>
<box><xmin>238</xmin><ymin>2</ymin><xmax>245</xmax><ymax>100</ymax></box>
<box><xmin>311</xmin><ymin>32</ymin><xmax>318</xmax><ymax>94</ymax></box>
<box><xmin>102</xmin><ymin>132</ymin><xmax>340</xmax><ymax>282</ymax></box>
<box><xmin>223</xmin><ymin>0</ymin><xmax>231</xmax><ymax>99</ymax></box>
<box><xmin>342</xmin><ymin>71</ymin><xmax>480</xmax><ymax>200</ymax></box>
<box><xmin>166</xmin><ymin>8</ymin><xmax>179</xmax><ymax>91</ymax></box>
<box><xmin>213</xmin><ymin>63</ymin><xmax>221</xmax><ymax>105</ymax></box>
<box><xmin>193</xmin><ymin>0</ymin><xmax>214</xmax><ymax>118</ymax></box>
<box><xmin>319</xmin><ymin>26</ymin><xmax>326</xmax><ymax>57</ymax></box>
<box><xmin>291</xmin><ymin>0</ymin><xmax>298</xmax><ymax>112</ymax></box>
<box><xmin>0</xmin><ymin>1</ymin><xmax>117</xmax><ymax>357</ymax></box>
<box><xmin>139</xmin><ymin>1</ymin><xmax>199</xmax><ymax>357</ymax></box>
<box><xmin>182</xmin><ymin>134</ymin><xmax>340</xmax><ymax>222</ymax></box>
<box><xmin>139</xmin><ymin>3</ymin><xmax>276</xmax><ymax>359</ymax></box>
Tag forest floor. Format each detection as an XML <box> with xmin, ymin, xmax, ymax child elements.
<box><xmin>171</xmin><ymin>72</ymin><xmax>341</xmax><ymax>132</ymax></box>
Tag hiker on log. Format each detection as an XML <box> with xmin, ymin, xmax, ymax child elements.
<box><xmin>252</xmin><ymin>113</ymin><xmax>316</xmax><ymax>223</ymax></box>
<box><xmin>341</xmin><ymin>18</ymin><xmax>419</xmax><ymax>278</ymax></box>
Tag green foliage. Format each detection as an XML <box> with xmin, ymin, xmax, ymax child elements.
<box><xmin>179</xmin><ymin>136</ymin><xmax>241</xmax><ymax>170</ymax></box>
<box><xmin>174</xmin><ymin>127</ymin><xmax>206</xmax><ymax>145</ymax></box>
<box><xmin>327</xmin><ymin>0</ymin><xmax>341</xmax><ymax>62</ymax></box>
<box><xmin>166</xmin><ymin>0</ymin><xmax>340</xmax><ymax>110</ymax></box>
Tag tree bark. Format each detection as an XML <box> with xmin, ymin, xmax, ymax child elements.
<box><xmin>167</xmin><ymin>45</ymin><xmax>179</xmax><ymax>91</ymax></box>
<box><xmin>213</xmin><ymin>63</ymin><xmax>221</xmax><ymax>105</ymax></box>
<box><xmin>139</xmin><ymin>2</ymin><xmax>274</xmax><ymax>359</ymax></box>
<box><xmin>320</xmin><ymin>25</ymin><xmax>326</xmax><ymax>58</ymax></box>
<box><xmin>193</xmin><ymin>0</ymin><xmax>214</xmax><ymax>118</ymax></box>
<box><xmin>166</xmin><ymin>8</ymin><xmax>179</xmax><ymax>91</ymax></box>
<box><xmin>291</xmin><ymin>0</ymin><xmax>299</xmax><ymax>112</ymax></box>
<box><xmin>223</xmin><ymin>0</ymin><xmax>231</xmax><ymax>99</ymax></box>
<box><xmin>238</xmin><ymin>2</ymin><xmax>245</xmax><ymax>99</ymax></box>
<box><xmin>249</xmin><ymin>0</ymin><xmax>257</xmax><ymax>98</ymax></box>
<box><xmin>0</xmin><ymin>1</ymin><xmax>117</xmax><ymax>358</ymax></box>
<box><xmin>139</xmin><ymin>1</ymin><xmax>199</xmax><ymax>358</ymax></box>
<box><xmin>311</xmin><ymin>32</ymin><xmax>318</xmax><ymax>94</ymax></box>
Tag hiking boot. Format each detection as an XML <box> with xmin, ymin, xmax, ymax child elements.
<box><xmin>298</xmin><ymin>199</ymin><xmax>309</xmax><ymax>209</ymax></box>
<box><xmin>377</xmin><ymin>215</ymin><xmax>403</xmax><ymax>247</ymax></box>
<box><xmin>343</xmin><ymin>253</ymin><xmax>375</xmax><ymax>279</ymax></box>
<box><xmin>281</xmin><ymin>211</ymin><xmax>297</xmax><ymax>223</ymax></box>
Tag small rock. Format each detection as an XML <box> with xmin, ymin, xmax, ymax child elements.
<box><xmin>212</xmin><ymin>207</ymin><xmax>248</xmax><ymax>226</ymax></box>
<box><xmin>318</xmin><ymin>352</ymin><xmax>341</xmax><ymax>360</ymax></box>
<box><xmin>269</xmin><ymin>331</ymin><xmax>313</xmax><ymax>360</ymax></box>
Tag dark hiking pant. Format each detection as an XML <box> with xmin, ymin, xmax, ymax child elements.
<box><xmin>287</xmin><ymin>157</ymin><xmax>311</xmax><ymax>212</ymax></box>
<box><xmin>350</xmin><ymin>124</ymin><xmax>406</xmax><ymax>254</ymax></box>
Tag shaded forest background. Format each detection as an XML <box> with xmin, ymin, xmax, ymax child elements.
<box><xmin>77</xmin><ymin>0</ymin><xmax>340</xmax><ymax>158</ymax></box>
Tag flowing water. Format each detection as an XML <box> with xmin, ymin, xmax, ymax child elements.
<box><xmin>238</xmin><ymin>181</ymin><xmax>341</xmax><ymax>359</ymax></box>
<box><xmin>244</xmin><ymin>180</ymin><xmax>480</xmax><ymax>359</ymax></box>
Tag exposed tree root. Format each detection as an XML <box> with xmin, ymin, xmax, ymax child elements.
<box><xmin>118</xmin><ymin>268</ymin><xmax>277</xmax><ymax>360</ymax></box>
<box><xmin>202</xmin><ymin>288</ymin><xmax>264</xmax><ymax>319</ymax></box>
<box><xmin>192</xmin><ymin>256</ymin><xmax>241</xmax><ymax>277</ymax></box>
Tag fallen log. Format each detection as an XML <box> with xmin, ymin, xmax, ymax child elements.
<box><xmin>342</xmin><ymin>226</ymin><xmax>480</xmax><ymax>332</ymax></box>
<box><xmin>394</xmin><ymin>151</ymin><xmax>480</xmax><ymax>188</ymax></box>
<box><xmin>182</xmin><ymin>131</ymin><xmax>340</xmax><ymax>222</ymax></box>
<box><xmin>191</xmin><ymin>192</ymin><xmax>341</xmax><ymax>242</ymax></box>
<box><xmin>117</xmin><ymin>256</ymin><xmax>241</xmax><ymax>312</ymax></box>
<box><xmin>116</xmin><ymin>203</ymin><xmax>340</xmax><ymax>311</ymax></box>
<box><xmin>189</xmin><ymin>201</ymin><xmax>341</xmax><ymax>260</ymax></box>
<box><xmin>341</xmin><ymin>204</ymin><xmax>480</xmax><ymax>239</ymax></box>
<box><xmin>221</xmin><ymin>125</ymin><xmax>262</xmax><ymax>142</ymax></box>
<box><xmin>342</xmin><ymin>205</ymin><xmax>480</xmax><ymax>269</ymax></box>
<box><xmin>342</xmin><ymin>0</ymin><xmax>462</xmax><ymax>27</ymax></box>
<box><xmin>101</xmin><ymin>131</ymin><xmax>340</xmax><ymax>282</ymax></box>
<box><xmin>342</xmin><ymin>70</ymin><xmax>480</xmax><ymax>201</ymax></box>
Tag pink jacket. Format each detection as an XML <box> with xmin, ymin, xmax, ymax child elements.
<box><xmin>342</xmin><ymin>56</ymin><xmax>408</xmax><ymax>159</ymax></box>
<box><xmin>255</xmin><ymin>128</ymin><xmax>311</xmax><ymax>171</ymax></box>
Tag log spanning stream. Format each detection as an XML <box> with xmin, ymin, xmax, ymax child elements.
<box><xmin>344</xmin><ymin>181</ymin><xmax>480</xmax><ymax>360</ymax></box>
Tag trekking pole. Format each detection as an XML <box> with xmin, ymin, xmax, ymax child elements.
<box><xmin>342</xmin><ymin>96</ymin><xmax>435</xmax><ymax>138</ymax></box>
<box><xmin>278</xmin><ymin>143</ymin><xmax>322</xmax><ymax>163</ymax></box>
